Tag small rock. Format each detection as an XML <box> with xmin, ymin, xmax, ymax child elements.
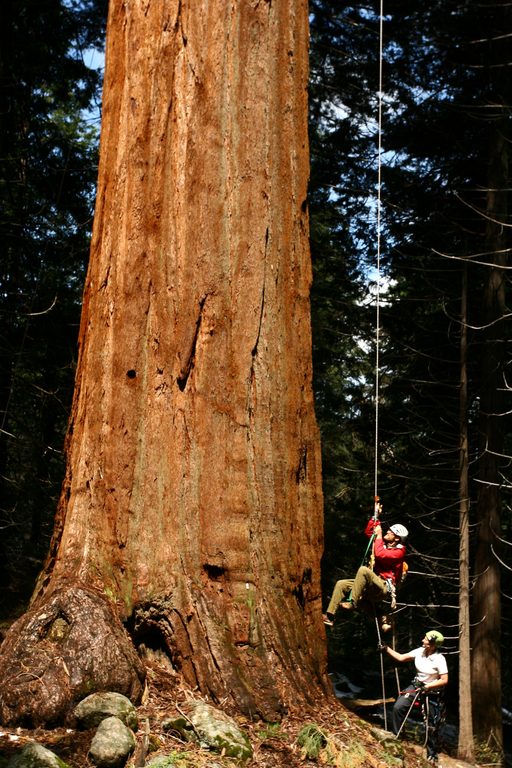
<box><xmin>74</xmin><ymin>692</ymin><xmax>138</xmax><ymax>730</ymax></box>
<box><xmin>6</xmin><ymin>742</ymin><xmax>71</xmax><ymax>767</ymax></box>
<box><xmin>184</xmin><ymin>700</ymin><xmax>253</xmax><ymax>760</ymax></box>
<box><xmin>88</xmin><ymin>715</ymin><xmax>135</xmax><ymax>767</ymax></box>
<box><xmin>369</xmin><ymin>726</ymin><xmax>404</xmax><ymax>761</ymax></box>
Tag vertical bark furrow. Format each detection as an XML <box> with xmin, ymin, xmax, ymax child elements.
<box><xmin>177</xmin><ymin>295</ymin><xmax>206</xmax><ymax>391</ymax></box>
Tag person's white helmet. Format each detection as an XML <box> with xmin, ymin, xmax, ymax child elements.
<box><xmin>390</xmin><ymin>523</ymin><xmax>408</xmax><ymax>541</ymax></box>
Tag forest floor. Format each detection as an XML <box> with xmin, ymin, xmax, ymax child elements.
<box><xmin>0</xmin><ymin>656</ymin><xmax>481</xmax><ymax>768</ymax></box>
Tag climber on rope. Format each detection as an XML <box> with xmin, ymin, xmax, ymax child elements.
<box><xmin>378</xmin><ymin>630</ymin><xmax>448</xmax><ymax>765</ymax></box>
<box><xmin>323</xmin><ymin>499</ymin><xmax>408</xmax><ymax>631</ymax></box>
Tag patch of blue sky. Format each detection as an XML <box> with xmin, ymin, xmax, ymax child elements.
<box><xmin>81</xmin><ymin>46</ymin><xmax>104</xmax><ymax>129</ymax></box>
<box><xmin>83</xmin><ymin>46</ymin><xmax>105</xmax><ymax>73</ymax></box>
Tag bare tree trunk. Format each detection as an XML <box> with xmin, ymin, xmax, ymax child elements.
<box><xmin>472</xmin><ymin>341</ymin><xmax>504</xmax><ymax>759</ymax></box>
<box><xmin>457</xmin><ymin>264</ymin><xmax>474</xmax><ymax>762</ymax></box>
<box><xmin>471</xmin><ymin>46</ymin><xmax>508</xmax><ymax>755</ymax></box>
<box><xmin>0</xmin><ymin>0</ymin><xmax>329</xmax><ymax>726</ymax></box>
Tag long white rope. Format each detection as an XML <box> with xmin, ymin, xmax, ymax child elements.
<box><xmin>374</xmin><ymin>0</ymin><xmax>384</xmax><ymax>500</ymax></box>
<box><xmin>374</xmin><ymin>612</ymin><xmax>388</xmax><ymax>731</ymax></box>
<box><xmin>374</xmin><ymin>2</ymin><xmax>391</xmax><ymax>733</ymax></box>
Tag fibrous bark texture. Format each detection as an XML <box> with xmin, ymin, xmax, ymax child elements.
<box><xmin>0</xmin><ymin>0</ymin><xmax>329</xmax><ymax>724</ymax></box>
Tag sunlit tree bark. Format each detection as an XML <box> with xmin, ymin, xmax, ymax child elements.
<box><xmin>0</xmin><ymin>0</ymin><xmax>329</xmax><ymax>726</ymax></box>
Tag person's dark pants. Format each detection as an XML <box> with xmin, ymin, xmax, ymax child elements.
<box><xmin>392</xmin><ymin>685</ymin><xmax>444</xmax><ymax>760</ymax></box>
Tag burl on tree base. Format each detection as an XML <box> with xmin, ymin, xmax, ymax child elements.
<box><xmin>0</xmin><ymin>585</ymin><xmax>144</xmax><ymax>727</ymax></box>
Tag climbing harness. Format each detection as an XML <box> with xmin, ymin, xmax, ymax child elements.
<box><xmin>423</xmin><ymin>693</ymin><xmax>446</xmax><ymax>753</ymax></box>
<box><xmin>395</xmin><ymin>686</ymin><xmax>446</xmax><ymax>752</ymax></box>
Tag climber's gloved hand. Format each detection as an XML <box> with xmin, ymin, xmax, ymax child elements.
<box><xmin>377</xmin><ymin>643</ymin><xmax>388</xmax><ymax>654</ymax></box>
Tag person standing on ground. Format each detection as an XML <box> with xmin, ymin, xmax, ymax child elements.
<box><xmin>380</xmin><ymin>630</ymin><xmax>448</xmax><ymax>765</ymax></box>
<box><xmin>323</xmin><ymin>501</ymin><xmax>408</xmax><ymax>629</ymax></box>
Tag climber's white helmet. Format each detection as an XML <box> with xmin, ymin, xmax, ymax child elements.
<box><xmin>390</xmin><ymin>523</ymin><xmax>408</xmax><ymax>541</ymax></box>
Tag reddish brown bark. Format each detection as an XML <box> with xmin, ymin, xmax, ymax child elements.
<box><xmin>0</xmin><ymin>586</ymin><xmax>145</xmax><ymax>726</ymax></box>
<box><xmin>0</xmin><ymin>0</ymin><xmax>329</xmax><ymax>725</ymax></box>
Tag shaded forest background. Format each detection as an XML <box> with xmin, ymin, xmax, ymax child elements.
<box><xmin>1</xmin><ymin>0</ymin><xmax>511</xmax><ymax>758</ymax></box>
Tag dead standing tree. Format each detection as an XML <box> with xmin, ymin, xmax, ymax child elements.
<box><xmin>0</xmin><ymin>0</ymin><xmax>329</xmax><ymax>726</ymax></box>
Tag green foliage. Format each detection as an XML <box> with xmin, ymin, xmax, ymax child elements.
<box><xmin>256</xmin><ymin>722</ymin><xmax>285</xmax><ymax>742</ymax></box>
<box><xmin>296</xmin><ymin>723</ymin><xmax>330</xmax><ymax>760</ymax></box>
<box><xmin>473</xmin><ymin>737</ymin><xmax>504</xmax><ymax>767</ymax></box>
<box><xmin>296</xmin><ymin>723</ymin><xmax>394</xmax><ymax>767</ymax></box>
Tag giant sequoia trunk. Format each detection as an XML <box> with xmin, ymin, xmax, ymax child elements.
<box><xmin>0</xmin><ymin>0</ymin><xmax>329</xmax><ymax>726</ymax></box>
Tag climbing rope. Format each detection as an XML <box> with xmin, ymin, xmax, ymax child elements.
<box><xmin>391</xmin><ymin>621</ymin><xmax>402</xmax><ymax>696</ymax></box>
<box><xmin>395</xmin><ymin>688</ymin><xmax>422</xmax><ymax>739</ymax></box>
<box><xmin>374</xmin><ymin>0</ymin><xmax>384</xmax><ymax>500</ymax></box>
<box><xmin>373</xmin><ymin>610</ymin><xmax>388</xmax><ymax>731</ymax></box>
<box><xmin>374</xmin><ymin>3</ymin><xmax>391</xmax><ymax>729</ymax></box>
